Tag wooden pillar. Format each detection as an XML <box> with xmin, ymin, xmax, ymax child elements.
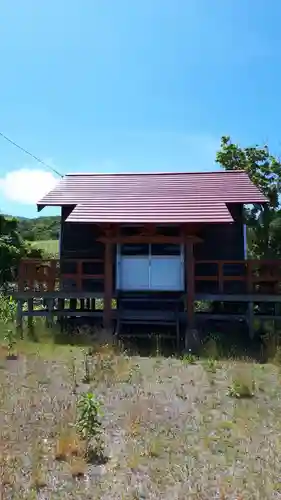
<box><xmin>45</xmin><ymin>299</ymin><xmax>54</xmax><ymax>328</ymax></box>
<box><xmin>27</xmin><ymin>298</ymin><xmax>34</xmax><ymax>331</ymax></box>
<box><xmin>16</xmin><ymin>300</ymin><xmax>23</xmax><ymax>339</ymax></box>
<box><xmin>57</xmin><ymin>298</ymin><xmax>65</xmax><ymax>331</ymax></box>
<box><xmin>274</xmin><ymin>302</ymin><xmax>281</xmax><ymax>339</ymax></box>
<box><xmin>18</xmin><ymin>261</ymin><xmax>25</xmax><ymax>292</ymax></box>
<box><xmin>70</xmin><ymin>298</ymin><xmax>77</xmax><ymax>310</ymax></box>
<box><xmin>103</xmin><ymin>241</ymin><xmax>113</xmax><ymax>330</ymax></box>
<box><xmin>248</xmin><ymin>302</ymin><xmax>254</xmax><ymax>339</ymax></box>
<box><xmin>186</xmin><ymin>241</ymin><xmax>195</xmax><ymax>328</ymax></box>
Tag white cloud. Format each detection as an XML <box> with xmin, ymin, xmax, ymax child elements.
<box><xmin>0</xmin><ymin>168</ymin><xmax>58</xmax><ymax>205</ymax></box>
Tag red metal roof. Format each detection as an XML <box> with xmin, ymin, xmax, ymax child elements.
<box><xmin>37</xmin><ymin>171</ymin><xmax>267</xmax><ymax>223</ymax></box>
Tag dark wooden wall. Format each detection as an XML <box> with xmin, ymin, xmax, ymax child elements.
<box><xmin>194</xmin><ymin>204</ymin><xmax>245</xmax><ymax>293</ymax></box>
<box><xmin>194</xmin><ymin>204</ymin><xmax>245</xmax><ymax>260</ymax></box>
<box><xmin>60</xmin><ymin>204</ymin><xmax>245</xmax><ymax>294</ymax></box>
<box><xmin>60</xmin><ymin>206</ymin><xmax>110</xmax><ymax>293</ymax></box>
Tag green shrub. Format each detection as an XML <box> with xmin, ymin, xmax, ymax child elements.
<box><xmin>205</xmin><ymin>358</ymin><xmax>218</xmax><ymax>373</ymax></box>
<box><xmin>4</xmin><ymin>329</ymin><xmax>17</xmax><ymax>358</ymax></box>
<box><xmin>76</xmin><ymin>392</ymin><xmax>105</xmax><ymax>461</ymax></box>
<box><xmin>181</xmin><ymin>350</ymin><xmax>197</xmax><ymax>365</ymax></box>
<box><xmin>0</xmin><ymin>295</ymin><xmax>16</xmax><ymax>324</ymax></box>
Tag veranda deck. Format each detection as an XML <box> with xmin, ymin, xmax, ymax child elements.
<box><xmin>10</xmin><ymin>258</ymin><xmax>281</xmax><ymax>342</ymax></box>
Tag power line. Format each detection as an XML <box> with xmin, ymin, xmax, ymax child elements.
<box><xmin>0</xmin><ymin>131</ymin><xmax>63</xmax><ymax>178</ymax></box>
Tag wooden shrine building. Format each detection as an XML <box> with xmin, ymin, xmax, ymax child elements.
<box><xmin>14</xmin><ymin>170</ymin><xmax>281</xmax><ymax>347</ymax></box>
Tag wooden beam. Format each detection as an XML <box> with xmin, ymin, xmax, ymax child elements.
<box><xmin>18</xmin><ymin>261</ymin><xmax>25</xmax><ymax>292</ymax></box>
<box><xmin>248</xmin><ymin>302</ymin><xmax>254</xmax><ymax>339</ymax></box>
<box><xmin>98</xmin><ymin>234</ymin><xmax>202</xmax><ymax>244</ymax></box>
<box><xmin>186</xmin><ymin>241</ymin><xmax>195</xmax><ymax>328</ymax></box>
<box><xmin>16</xmin><ymin>299</ymin><xmax>23</xmax><ymax>339</ymax></box>
<box><xmin>103</xmin><ymin>241</ymin><xmax>113</xmax><ymax>330</ymax></box>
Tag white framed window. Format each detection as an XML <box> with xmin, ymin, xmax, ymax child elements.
<box><xmin>116</xmin><ymin>243</ymin><xmax>184</xmax><ymax>291</ymax></box>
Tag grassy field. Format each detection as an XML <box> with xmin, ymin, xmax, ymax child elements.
<box><xmin>30</xmin><ymin>239</ymin><xmax>59</xmax><ymax>257</ymax></box>
<box><xmin>0</xmin><ymin>324</ymin><xmax>281</xmax><ymax>499</ymax></box>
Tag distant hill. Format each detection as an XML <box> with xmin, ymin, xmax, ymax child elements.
<box><xmin>8</xmin><ymin>215</ymin><xmax>61</xmax><ymax>242</ymax></box>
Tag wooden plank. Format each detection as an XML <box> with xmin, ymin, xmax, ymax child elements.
<box><xmin>248</xmin><ymin>302</ymin><xmax>254</xmax><ymax>339</ymax></box>
<box><xmin>186</xmin><ymin>241</ymin><xmax>195</xmax><ymax>327</ymax></box>
<box><xmin>13</xmin><ymin>291</ymin><xmax>109</xmax><ymax>299</ymax></box>
<box><xmin>45</xmin><ymin>298</ymin><xmax>55</xmax><ymax>328</ymax></box>
<box><xmin>21</xmin><ymin>310</ymin><xmax>106</xmax><ymax>317</ymax></box>
<box><xmin>223</xmin><ymin>276</ymin><xmax>246</xmax><ymax>282</ymax></box>
<box><xmin>20</xmin><ymin>258</ymin><xmax>103</xmax><ymax>264</ymax></box>
<box><xmin>119</xmin><ymin>309</ymin><xmax>176</xmax><ymax>321</ymax></box>
<box><xmin>195</xmin><ymin>260</ymin><xmax>248</xmax><ymax>264</ymax></box>
<box><xmin>60</xmin><ymin>273</ymin><xmax>104</xmax><ymax>280</ymax></box>
<box><xmin>119</xmin><ymin>297</ymin><xmax>181</xmax><ymax>303</ymax></box>
<box><xmin>62</xmin><ymin>258</ymin><xmax>103</xmax><ymax>263</ymax></box>
<box><xmin>82</xmin><ymin>274</ymin><xmax>104</xmax><ymax>280</ymax></box>
<box><xmin>18</xmin><ymin>261</ymin><xmax>25</xmax><ymax>291</ymax></box>
<box><xmin>16</xmin><ymin>299</ymin><xmax>23</xmax><ymax>339</ymax></box>
<box><xmin>27</xmin><ymin>298</ymin><xmax>33</xmax><ymax>330</ymax></box>
<box><xmin>48</xmin><ymin>259</ymin><xmax>57</xmax><ymax>291</ymax></box>
<box><xmin>252</xmin><ymin>276</ymin><xmax>280</xmax><ymax>282</ymax></box>
<box><xmin>195</xmin><ymin>293</ymin><xmax>281</xmax><ymax>302</ymax></box>
<box><xmin>195</xmin><ymin>313</ymin><xmax>246</xmax><ymax>321</ymax></box>
<box><xmin>195</xmin><ymin>276</ymin><xmax>246</xmax><ymax>282</ymax></box>
<box><xmin>103</xmin><ymin>241</ymin><xmax>113</xmax><ymax>329</ymax></box>
<box><xmin>98</xmin><ymin>235</ymin><xmax>202</xmax><ymax>244</ymax></box>
<box><xmin>25</xmin><ymin>256</ymin><xmax>281</xmax><ymax>267</ymax></box>
<box><xmin>195</xmin><ymin>276</ymin><xmax>217</xmax><ymax>281</ymax></box>
<box><xmin>117</xmin><ymin>332</ymin><xmax>177</xmax><ymax>339</ymax></box>
<box><xmin>69</xmin><ymin>298</ymin><xmax>77</xmax><ymax>310</ymax></box>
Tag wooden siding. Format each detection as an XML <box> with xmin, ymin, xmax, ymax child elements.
<box><xmin>194</xmin><ymin>204</ymin><xmax>244</xmax><ymax>261</ymax></box>
<box><xmin>194</xmin><ymin>204</ymin><xmax>245</xmax><ymax>294</ymax></box>
<box><xmin>59</xmin><ymin>209</ymin><xmax>245</xmax><ymax>295</ymax></box>
<box><xmin>60</xmin><ymin>206</ymin><xmax>106</xmax><ymax>293</ymax></box>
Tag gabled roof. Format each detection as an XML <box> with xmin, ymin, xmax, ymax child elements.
<box><xmin>37</xmin><ymin>170</ymin><xmax>267</xmax><ymax>223</ymax></box>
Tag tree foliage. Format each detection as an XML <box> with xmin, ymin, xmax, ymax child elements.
<box><xmin>16</xmin><ymin>215</ymin><xmax>60</xmax><ymax>241</ymax></box>
<box><xmin>0</xmin><ymin>214</ymin><xmax>43</xmax><ymax>287</ymax></box>
<box><xmin>216</xmin><ymin>136</ymin><xmax>281</xmax><ymax>258</ymax></box>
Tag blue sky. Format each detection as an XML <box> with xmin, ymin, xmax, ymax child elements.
<box><xmin>1</xmin><ymin>0</ymin><xmax>281</xmax><ymax>218</ymax></box>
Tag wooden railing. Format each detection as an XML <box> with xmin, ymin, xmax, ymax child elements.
<box><xmin>18</xmin><ymin>258</ymin><xmax>281</xmax><ymax>295</ymax></box>
<box><xmin>195</xmin><ymin>260</ymin><xmax>281</xmax><ymax>294</ymax></box>
<box><xmin>18</xmin><ymin>258</ymin><xmax>104</xmax><ymax>292</ymax></box>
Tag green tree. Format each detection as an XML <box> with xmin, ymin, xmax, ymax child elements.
<box><xmin>216</xmin><ymin>136</ymin><xmax>281</xmax><ymax>258</ymax></box>
<box><xmin>16</xmin><ymin>215</ymin><xmax>60</xmax><ymax>241</ymax></box>
<box><xmin>0</xmin><ymin>214</ymin><xmax>42</xmax><ymax>287</ymax></box>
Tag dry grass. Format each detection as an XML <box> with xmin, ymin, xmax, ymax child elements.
<box><xmin>30</xmin><ymin>239</ymin><xmax>59</xmax><ymax>258</ymax></box>
<box><xmin>227</xmin><ymin>364</ymin><xmax>256</xmax><ymax>398</ymax></box>
<box><xmin>55</xmin><ymin>429</ymin><xmax>83</xmax><ymax>461</ymax></box>
<box><xmin>0</xmin><ymin>333</ymin><xmax>281</xmax><ymax>498</ymax></box>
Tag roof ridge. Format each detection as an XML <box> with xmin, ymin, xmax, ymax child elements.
<box><xmin>65</xmin><ymin>170</ymin><xmax>246</xmax><ymax>177</ymax></box>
